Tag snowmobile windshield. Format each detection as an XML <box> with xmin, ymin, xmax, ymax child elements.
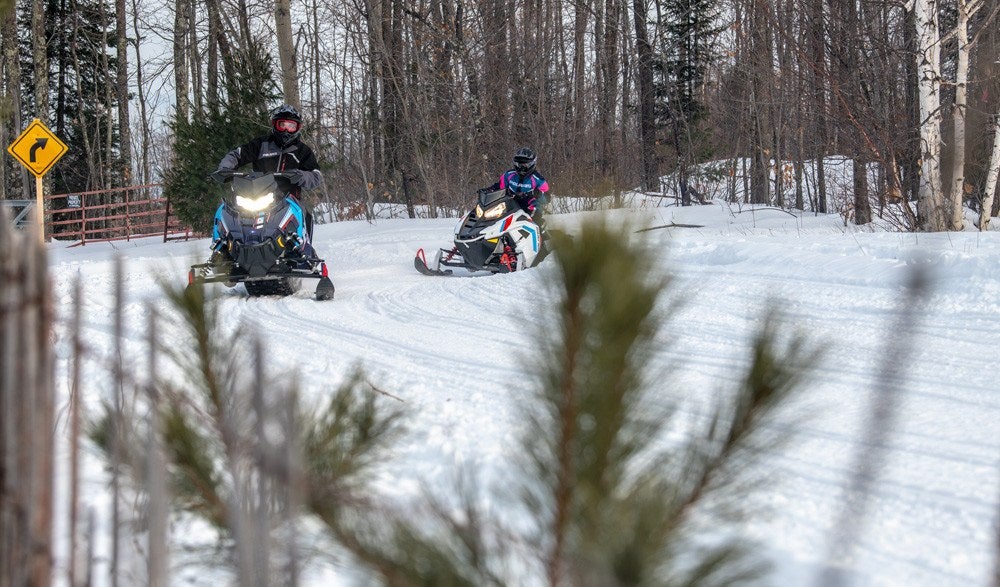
<box><xmin>478</xmin><ymin>189</ymin><xmax>508</xmax><ymax>208</ymax></box>
<box><xmin>231</xmin><ymin>173</ymin><xmax>280</xmax><ymax>200</ymax></box>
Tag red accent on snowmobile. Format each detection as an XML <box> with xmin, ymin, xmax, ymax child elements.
<box><xmin>500</xmin><ymin>247</ymin><xmax>516</xmax><ymax>272</ymax></box>
<box><xmin>414</xmin><ymin>248</ymin><xmax>453</xmax><ymax>276</ymax></box>
<box><xmin>321</xmin><ymin>262</ymin><xmax>329</xmax><ymax>277</ymax></box>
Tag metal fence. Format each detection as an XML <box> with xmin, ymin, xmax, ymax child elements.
<box><xmin>1</xmin><ymin>199</ymin><xmax>36</xmax><ymax>229</ymax></box>
<box><xmin>43</xmin><ymin>184</ymin><xmax>197</xmax><ymax>245</ymax></box>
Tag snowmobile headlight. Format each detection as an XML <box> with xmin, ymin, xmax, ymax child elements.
<box><xmin>478</xmin><ymin>202</ymin><xmax>506</xmax><ymax>220</ymax></box>
<box><xmin>236</xmin><ymin>192</ymin><xmax>275</xmax><ymax>212</ymax></box>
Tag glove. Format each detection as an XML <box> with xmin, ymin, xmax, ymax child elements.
<box><xmin>284</xmin><ymin>168</ymin><xmax>305</xmax><ymax>185</ymax></box>
<box><xmin>526</xmin><ymin>197</ymin><xmax>537</xmax><ymax>213</ymax></box>
<box><xmin>208</xmin><ymin>168</ymin><xmax>232</xmax><ymax>184</ymax></box>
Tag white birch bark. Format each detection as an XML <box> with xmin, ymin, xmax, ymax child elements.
<box><xmin>978</xmin><ymin>114</ymin><xmax>1000</xmax><ymax>231</ymax></box>
<box><xmin>914</xmin><ymin>0</ymin><xmax>945</xmax><ymax>231</ymax></box>
<box><xmin>948</xmin><ymin>0</ymin><xmax>970</xmax><ymax>230</ymax></box>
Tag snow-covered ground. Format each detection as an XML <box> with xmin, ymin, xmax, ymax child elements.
<box><xmin>47</xmin><ymin>201</ymin><xmax>1000</xmax><ymax>586</ymax></box>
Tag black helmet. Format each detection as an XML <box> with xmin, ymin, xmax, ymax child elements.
<box><xmin>270</xmin><ymin>103</ymin><xmax>302</xmax><ymax>147</ymax></box>
<box><xmin>513</xmin><ymin>147</ymin><xmax>536</xmax><ymax>175</ymax></box>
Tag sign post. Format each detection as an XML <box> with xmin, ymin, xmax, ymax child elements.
<box><xmin>6</xmin><ymin>119</ymin><xmax>69</xmax><ymax>242</ymax></box>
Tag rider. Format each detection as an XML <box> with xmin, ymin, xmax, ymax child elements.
<box><xmin>480</xmin><ymin>147</ymin><xmax>550</xmax><ymax>223</ymax></box>
<box><xmin>211</xmin><ymin>103</ymin><xmax>323</xmax><ymax>258</ymax></box>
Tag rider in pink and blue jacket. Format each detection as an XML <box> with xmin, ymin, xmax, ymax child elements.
<box><xmin>480</xmin><ymin>147</ymin><xmax>550</xmax><ymax>220</ymax></box>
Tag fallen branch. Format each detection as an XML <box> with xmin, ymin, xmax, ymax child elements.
<box><xmin>635</xmin><ymin>222</ymin><xmax>705</xmax><ymax>233</ymax></box>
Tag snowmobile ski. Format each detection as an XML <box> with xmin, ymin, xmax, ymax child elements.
<box><xmin>414</xmin><ymin>248</ymin><xmax>453</xmax><ymax>276</ymax></box>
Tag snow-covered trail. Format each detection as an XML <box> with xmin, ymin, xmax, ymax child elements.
<box><xmin>48</xmin><ymin>204</ymin><xmax>1000</xmax><ymax>586</ymax></box>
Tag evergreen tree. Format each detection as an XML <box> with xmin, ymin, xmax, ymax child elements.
<box><xmin>163</xmin><ymin>42</ymin><xmax>278</xmax><ymax>233</ymax></box>
<box><xmin>17</xmin><ymin>0</ymin><xmax>121</xmax><ymax>194</ymax></box>
<box><xmin>654</xmin><ymin>0</ymin><xmax>722</xmax><ymax>205</ymax></box>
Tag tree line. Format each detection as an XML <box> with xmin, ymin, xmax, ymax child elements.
<box><xmin>0</xmin><ymin>0</ymin><xmax>998</xmax><ymax>231</ymax></box>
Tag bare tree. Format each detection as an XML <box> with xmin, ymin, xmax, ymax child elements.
<box><xmin>130</xmin><ymin>0</ymin><xmax>152</xmax><ymax>185</ymax></box>
<box><xmin>116</xmin><ymin>0</ymin><xmax>132</xmax><ymax>185</ymax></box>
<box><xmin>633</xmin><ymin>0</ymin><xmax>658</xmax><ymax>192</ymax></box>
<box><xmin>173</xmin><ymin>0</ymin><xmax>190</xmax><ymax>122</ymax></box>
<box><xmin>274</xmin><ymin>0</ymin><xmax>300</xmax><ymax>107</ymax></box>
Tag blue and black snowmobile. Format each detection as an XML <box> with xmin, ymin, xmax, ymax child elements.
<box><xmin>187</xmin><ymin>171</ymin><xmax>335</xmax><ymax>300</ymax></box>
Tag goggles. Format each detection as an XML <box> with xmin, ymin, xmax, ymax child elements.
<box><xmin>273</xmin><ymin>119</ymin><xmax>300</xmax><ymax>133</ymax></box>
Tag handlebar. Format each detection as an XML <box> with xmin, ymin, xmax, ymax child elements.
<box><xmin>208</xmin><ymin>170</ymin><xmax>293</xmax><ymax>183</ymax></box>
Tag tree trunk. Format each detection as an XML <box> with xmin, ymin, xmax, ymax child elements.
<box><xmin>809</xmin><ymin>0</ymin><xmax>827</xmax><ymax>213</ymax></box>
<box><xmin>130</xmin><ymin>0</ymin><xmax>152</xmax><ymax>185</ymax></box>
<box><xmin>2</xmin><ymin>7</ymin><xmax>29</xmax><ymax>198</ymax></box>
<box><xmin>70</xmin><ymin>1</ymin><xmax>99</xmax><ymax>189</ymax></box>
<box><xmin>572</xmin><ymin>0</ymin><xmax>588</xmax><ymax>141</ymax></box>
<box><xmin>914</xmin><ymin>0</ymin><xmax>944</xmax><ymax>230</ymax></box>
<box><xmin>116</xmin><ymin>0</ymin><xmax>132</xmax><ymax>185</ymax></box>
<box><xmin>100</xmin><ymin>0</ymin><xmax>115</xmax><ymax>189</ymax></box>
<box><xmin>173</xmin><ymin>0</ymin><xmax>190</xmax><ymax>122</ymax></box>
<box><xmin>948</xmin><ymin>0</ymin><xmax>970</xmax><ymax>230</ymax></box>
<box><xmin>749</xmin><ymin>0</ymin><xmax>772</xmax><ymax>205</ymax></box>
<box><xmin>188</xmin><ymin>1</ymin><xmax>203</xmax><ymax>116</ymax></box>
<box><xmin>32</xmin><ymin>0</ymin><xmax>48</xmax><ymax>120</ymax></box>
<box><xmin>978</xmin><ymin>114</ymin><xmax>1000</xmax><ymax>230</ymax></box>
<box><xmin>274</xmin><ymin>0</ymin><xmax>300</xmax><ymax>108</ymax></box>
<box><xmin>597</xmin><ymin>0</ymin><xmax>620</xmax><ymax>178</ymax></box>
<box><xmin>205</xmin><ymin>0</ymin><xmax>220</xmax><ymax>109</ymax></box>
<box><xmin>32</xmin><ymin>0</ymin><xmax>52</xmax><ymax>205</ymax></box>
<box><xmin>633</xmin><ymin>0</ymin><xmax>658</xmax><ymax>192</ymax></box>
<box><xmin>854</xmin><ymin>159</ymin><xmax>871</xmax><ymax>224</ymax></box>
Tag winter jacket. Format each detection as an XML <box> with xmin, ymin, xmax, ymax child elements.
<box><xmin>218</xmin><ymin>135</ymin><xmax>323</xmax><ymax>196</ymax></box>
<box><xmin>484</xmin><ymin>169</ymin><xmax>550</xmax><ymax>212</ymax></box>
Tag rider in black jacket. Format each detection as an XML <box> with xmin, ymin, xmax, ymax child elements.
<box><xmin>211</xmin><ymin>103</ymin><xmax>323</xmax><ymax>254</ymax></box>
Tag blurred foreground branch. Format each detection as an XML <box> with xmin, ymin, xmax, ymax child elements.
<box><xmin>0</xmin><ymin>211</ymin><xmax>54</xmax><ymax>586</ymax></box>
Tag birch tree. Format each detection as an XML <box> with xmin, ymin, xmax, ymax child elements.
<box><xmin>978</xmin><ymin>113</ymin><xmax>1000</xmax><ymax>230</ymax></box>
<box><xmin>945</xmin><ymin>2</ymin><xmax>969</xmax><ymax>230</ymax></box>
<box><xmin>914</xmin><ymin>0</ymin><xmax>945</xmax><ymax>231</ymax></box>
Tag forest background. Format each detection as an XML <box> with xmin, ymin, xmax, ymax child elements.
<box><xmin>0</xmin><ymin>0</ymin><xmax>999</xmax><ymax>231</ymax></box>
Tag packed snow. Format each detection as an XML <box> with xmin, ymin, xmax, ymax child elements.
<box><xmin>46</xmin><ymin>200</ymin><xmax>1000</xmax><ymax>586</ymax></box>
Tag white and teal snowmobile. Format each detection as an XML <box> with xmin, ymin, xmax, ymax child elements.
<box><xmin>415</xmin><ymin>188</ymin><xmax>548</xmax><ymax>276</ymax></box>
<box><xmin>187</xmin><ymin>171</ymin><xmax>335</xmax><ymax>300</ymax></box>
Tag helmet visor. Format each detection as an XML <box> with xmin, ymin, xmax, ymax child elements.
<box><xmin>514</xmin><ymin>159</ymin><xmax>534</xmax><ymax>173</ymax></box>
<box><xmin>273</xmin><ymin>119</ymin><xmax>300</xmax><ymax>133</ymax></box>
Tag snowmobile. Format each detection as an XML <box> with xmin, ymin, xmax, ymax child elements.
<box><xmin>187</xmin><ymin>171</ymin><xmax>335</xmax><ymax>300</ymax></box>
<box><xmin>414</xmin><ymin>188</ymin><xmax>547</xmax><ymax>276</ymax></box>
